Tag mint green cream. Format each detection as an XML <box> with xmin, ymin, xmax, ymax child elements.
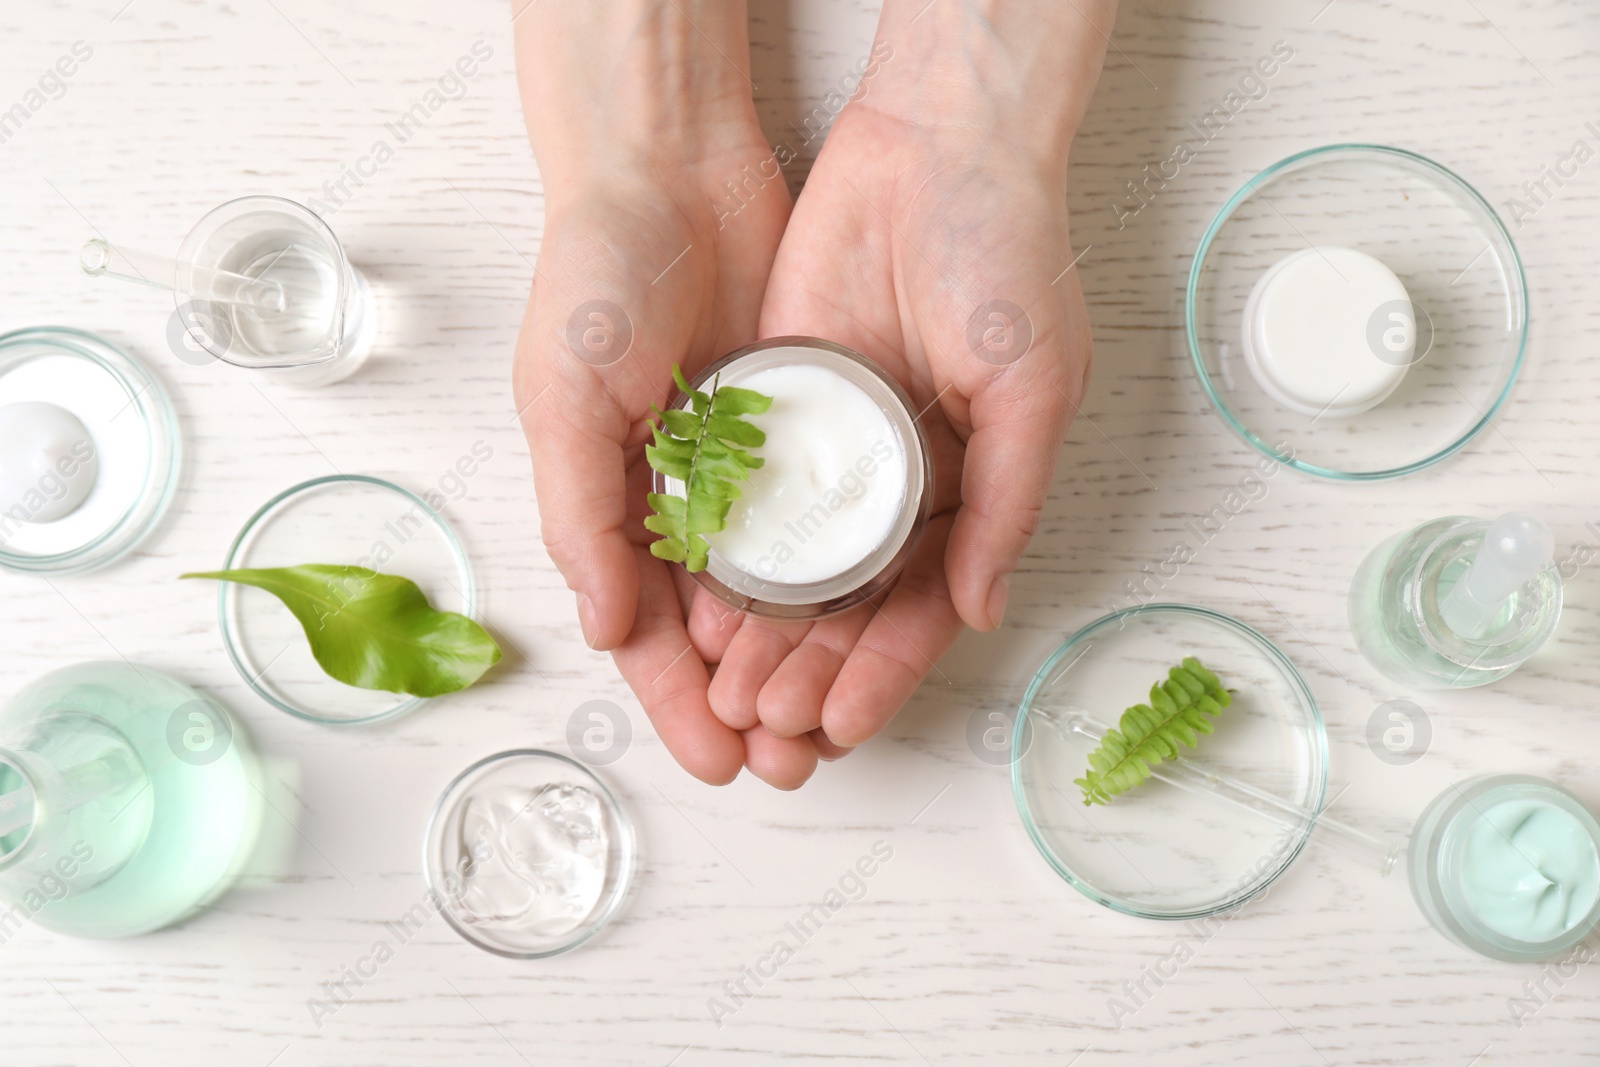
<box><xmin>1460</xmin><ymin>799</ymin><xmax>1600</xmax><ymax>942</ymax></box>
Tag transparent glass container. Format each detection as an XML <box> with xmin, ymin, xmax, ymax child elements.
<box><xmin>176</xmin><ymin>195</ymin><xmax>375</xmax><ymax>386</ymax></box>
<box><xmin>214</xmin><ymin>475</ymin><xmax>477</xmax><ymax>726</ymax></box>
<box><xmin>0</xmin><ymin>662</ymin><xmax>262</xmax><ymax>938</ymax></box>
<box><xmin>0</xmin><ymin>327</ymin><xmax>180</xmax><ymax>575</ymax></box>
<box><xmin>423</xmin><ymin>750</ymin><xmax>635</xmax><ymax>958</ymax></box>
<box><xmin>656</xmin><ymin>337</ymin><xmax>933</xmax><ymax>620</ymax></box>
<box><xmin>1349</xmin><ymin>516</ymin><xmax>1561</xmax><ymax>688</ymax></box>
<box><xmin>1409</xmin><ymin>775</ymin><xmax>1600</xmax><ymax>963</ymax></box>
<box><xmin>1012</xmin><ymin>605</ymin><xmax>1328</xmax><ymax>920</ymax></box>
<box><xmin>1187</xmin><ymin>144</ymin><xmax>1527</xmax><ymax>480</ymax></box>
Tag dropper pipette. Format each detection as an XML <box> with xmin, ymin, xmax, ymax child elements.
<box><xmin>1039</xmin><ymin>708</ymin><xmax>1404</xmax><ymax>875</ymax></box>
<box><xmin>1438</xmin><ymin>512</ymin><xmax>1556</xmax><ymax>639</ymax></box>
<box><xmin>79</xmin><ymin>237</ymin><xmax>288</xmax><ymax>314</ymax></box>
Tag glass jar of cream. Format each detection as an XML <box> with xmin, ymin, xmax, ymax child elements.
<box><xmin>1409</xmin><ymin>775</ymin><xmax>1600</xmax><ymax>962</ymax></box>
<box><xmin>657</xmin><ymin>337</ymin><xmax>933</xmax><ymax>620</ymax></box>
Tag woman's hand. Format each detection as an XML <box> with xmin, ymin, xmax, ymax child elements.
<box><xmin>514</xmin><ymin>0</ymin><xmax>827</xmax><ymax>786</ymax></box>
<box><xmin>512</xmin><ymin>0</ymin><xmax>1116</xmax><ymax>787</ymax></box>
<box><xmin>697</xmin><ymin>0</ymin><xmax>1114</xmax><ymax>754</ymax></box>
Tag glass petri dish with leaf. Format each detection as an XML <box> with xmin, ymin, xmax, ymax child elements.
<box><xmin>1012</xmin><ymin>604</ymin><xmax>1328</xmax><ymax>920</ymax></box>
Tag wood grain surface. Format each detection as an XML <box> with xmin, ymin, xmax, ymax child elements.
<box><xmin>1</xmin><ymin>1</ymin><xmax>1597</xmax><ymax>1064</ymax></box>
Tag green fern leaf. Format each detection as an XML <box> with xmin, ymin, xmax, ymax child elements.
<box><xmin>644</xmin><ymin>365</ymin><xmax>772</xmax><ymax>572</ymax></box>
<box><xmin>1073</xmin><ymin>657</ymin><xmax>1231</xmax><ymax>805</ymax></box>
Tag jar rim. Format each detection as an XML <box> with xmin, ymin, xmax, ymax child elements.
<box><xmin>1424</xmin><ymin>775</ymin><xmax>1600</xmax><ymax>960</ymax></box>
<box><xmin>656</xmin><ymin>337</ymin><xmax>933</xmax><ymax>621</ymax></box>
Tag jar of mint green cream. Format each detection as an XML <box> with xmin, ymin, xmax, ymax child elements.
<box><xmin>1409</xmin><ymin>775</ymin><xmax>1600</xmax><ymax>962</ymax></box>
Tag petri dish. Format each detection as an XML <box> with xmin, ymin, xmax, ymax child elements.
<box><xmin>215</xmin><ymin>475</ymin><xmax>475</xmax><ymax>725</ymax></box>
<box><xmin>1012</xmin><ymin>604</ymin><xmax>1327</xmax><ymax>920</ymax></box>
<box><xmin>0</xmin><ymin>327</ymin><xmax>180</xmax><ymax>574</ymax></box>
<box><xmin>423</xmin><ymin>750</ymin><xmax>636</xmax><ymax>959</ymax></box>
<box><xmin>1187</xmin><ymin>144</ymin><xmax>1527</xmax><ymax>480</ymax></box>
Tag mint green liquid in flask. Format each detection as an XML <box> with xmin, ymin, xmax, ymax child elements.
<box><xmin>0</xmin><ymin>662</ymin><xmax>262</xmax><ymax>938</ymax></box>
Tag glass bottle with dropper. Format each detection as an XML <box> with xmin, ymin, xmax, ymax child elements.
<box><xmin>1348</xmin><ymin>512</ymin><xmax>1563</xmax><ymax>688</ymax></box>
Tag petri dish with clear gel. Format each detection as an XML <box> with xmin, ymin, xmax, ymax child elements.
<box><xmin>1012</xmin><ymin>604</ymin><xmax>1327</xmax><ymax>920</ymax></box>
<box><xmin>1187</xmin><ymin>144</ymin><xmax>1528</xmax><ymax>480</ymax></box>
<box><xmin>423</xmin><ymin>750</ymin><xmax>636</xmax><ymax>958</ymax></box>
<box><xmin>0</xmin><ymin>327</ymin><xmax>180</xmax><ymax>574</ymax></box>
<box><xmin>215</xmin><ymin>475</ymin><xmax>475</xmax><ymax>725</ymax></box>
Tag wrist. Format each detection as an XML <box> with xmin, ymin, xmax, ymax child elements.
<box><xmin>516</xmin><ymin>0</ymin><xmax>763</xmax><ymax>192</ymax></box>
<box><xmin>861</xmin><ymin>0</ymin><xmax>1116</xmax><ymax>167</ymax></box>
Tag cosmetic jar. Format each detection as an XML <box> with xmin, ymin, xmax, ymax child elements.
<box><xmin>658</xmin><ymin>337</ymin><xmax>932</xmax><ymax>620</ymax></box>
<box><xmin>1409</xmin><ymin>775</ymin><xmax>1600</xmax><ymax>962</ymax></box>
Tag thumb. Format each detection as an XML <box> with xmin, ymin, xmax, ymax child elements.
<box><xmin>516</xmin><ymin>298</ymin><xmax>640</xmax><ymax>651</ymax></box>
<box><xmin>943</xmin><ymin>309</ymin><xmax>1088</xmax><ymax>631</ymax></box>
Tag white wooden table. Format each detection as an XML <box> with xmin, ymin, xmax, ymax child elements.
<box><xmin>3</xmin><ymin>1</ymin><xmax>1598</xmax><ymax>1064</ymax></box>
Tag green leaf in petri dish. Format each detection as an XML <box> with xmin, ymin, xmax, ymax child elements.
<box><xmin>182</xmin><ymin>564</ymin><xmax>501</xmax><ymax>698</ymax></box>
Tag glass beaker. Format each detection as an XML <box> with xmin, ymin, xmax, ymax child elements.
<box><xmin>175</xmin><ymin>195</ymin><xmax>375</xmax><ymax>385</ymax></box>
<box><xmin>81</xmin><ymin>195</ymin><xmax>376</xmax><ymax>387</ymax></box>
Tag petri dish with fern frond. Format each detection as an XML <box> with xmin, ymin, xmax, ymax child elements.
<box><xmin>1012</xmin><ymin>604</ymin><xmax>1327</xmax><ymax>920</ymax></box>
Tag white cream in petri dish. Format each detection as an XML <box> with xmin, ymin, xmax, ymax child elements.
<box><xmin>663</xmin><ymin>338</ymin><xmax>932</xmax><ymax>620</ymax></box>
<box><xmin>1241</xmin><ymin>246</ymin><xmax>1414</xmax><ymax>418</ymax></box>
<box><xmin>0</xmin><ymin>401</ymin><xmax>99</xmax><ymax>522</ymax></box>
<box><xmin>0</xmin><ymin>328</ymin><xmax>180</xmax><ymax>575</ymax></box>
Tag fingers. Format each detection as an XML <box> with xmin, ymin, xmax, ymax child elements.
<box><xmin>821</xmin><ymin>517</ymin><xmax>965</xmax><ymax>748</ymax></box>
<box><xmin>757</xmin><ymin>607</ymin><xmax>871</xmax><ymax>738</ymax></box>
<box><xmin>708</xmin><ymin>617</ymin><xmax>810</xmax><ymax>731</ymax></box>
<box><xmin>610</xmin><ymin>545</ymin><xmax>745</xmax><ymax>785</ymax></box>
<box><xmin>742</xmin><ymin>726</ymin><xmax>819</xmax><ymax>790</ymax></box>
<box><xmin>686</xmin><ymin>585</ymin><xmax>744</xmax><ymax>666</ymax></box>
<box><xmin>944</xmin><ymin>300</ymin><xmax>1088</xmax><ymax>631</ymax></box>
<box><xmin>808</xmin><ymin>728</ymin><xmax>854</xmax><ymax>762</ymax></box>
<box><xmin>530</xmin><ymin>407</ymin><xmax>641</xmax><ymax>650</ymax></box>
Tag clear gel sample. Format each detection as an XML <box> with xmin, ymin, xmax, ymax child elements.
<box><xmin>706</xmin><ymin>362</ymin><xmax>907</xmax><ymax>584</ymax></box>
<box><xmin>450</xmin><ymin>782</ymin><xmax>609</xmax><ymax>937</ymax></box>
<box><xmin>1460</xmin><ymin>799</ymin><xmax>1600</xmax><ymax>942</ymax></box>
<box><xmin>425</xmin><ymin>750</ymin><xmax>634</xmax><ymax>958</ymax></box>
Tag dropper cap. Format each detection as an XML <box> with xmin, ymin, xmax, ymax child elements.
<box><xmin>1438</xmin><ymin>512</ymin><xmax>1555</xmax><ymax>639</ymax></box>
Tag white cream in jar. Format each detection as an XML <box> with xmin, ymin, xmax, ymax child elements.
<box><xmin>707</xmin><ymin>362</ymin><xmax>906</xmax><ymax>584</ymax></box>
<box><xmin>673</xmin><ymin>339</ymin><xmax>930</xmax><ymax>619</ymax></box>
